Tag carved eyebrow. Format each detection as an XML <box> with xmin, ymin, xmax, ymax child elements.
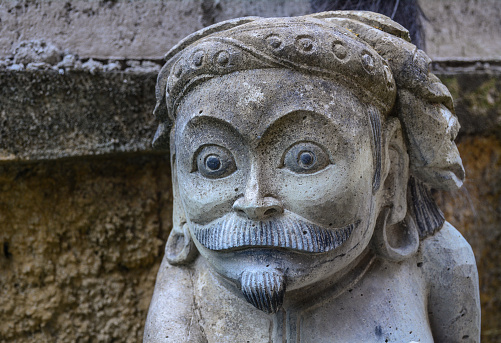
<box><xmin>180</xmin><ymin>115</ymin><xmax>245</xmax><ymax>156</ymax></box>
<box><xmin>258</xmin><ymin>110</ymin><xmax>332</xmax><ymax>138</ymax></box>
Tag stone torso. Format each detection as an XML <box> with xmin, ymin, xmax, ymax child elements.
<box><xmin>194</xmin><ymin>253</ymin><xmax>432</xmax><ymax>343</ymax></box>
<box><xmin>144</xmin><ymin>222</ymin><xmax>479</xmax><ymax>343</ymax></box>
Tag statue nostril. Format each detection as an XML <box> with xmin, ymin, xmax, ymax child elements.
<box><xmin>264</xmin><ymin>208</ymin><xmax>278</xmax><ymax>217</ymax></box>
<box><xmin>235</xmin><ymin>209</ymin><xmax>247</xmax><ymax>217</ymax></box>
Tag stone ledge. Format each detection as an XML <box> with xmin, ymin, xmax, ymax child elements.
<box><xmin>0</xmin><ymin>69</ymin><xmax>160</xmax><ymax>162</ymax></box>
<box><xmin>1</xmin><ymin>67</ymin><xmax>500</xmax><ymax>163</ymax></box>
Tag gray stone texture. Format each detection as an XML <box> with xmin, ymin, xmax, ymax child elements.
<box><xmin>420</xmin><ymin>0</ymin><xmax>501</xmax><ymax>60</ymax></box>
<box><xmin>1</xmin><ymin>0</ymin><xmax>500</xmax><ymax>61</ymax></box>
<box><xmin>0</xmin><ymin>0</ymin><xmax>310</xmax><ymax>60</ymax></box>
<box><xmin>0</xmin><ymin>70</ymin><xmax>159</xmax><ymax>161</ymax></box>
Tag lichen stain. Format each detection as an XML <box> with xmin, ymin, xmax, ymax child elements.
<box><xmin>0</xmin><ymin>154</ymin><xmax>172</xmax><ymax>342</ymax></box>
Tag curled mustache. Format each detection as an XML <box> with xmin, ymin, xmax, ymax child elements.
<box><xmin>192</xmin><ymin>213</ymin><xmax>359</xmax><ymax>253</ymax></box>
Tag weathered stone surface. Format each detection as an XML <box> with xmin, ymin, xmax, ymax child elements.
<box><xmin>1</xmin><ymin>0</ymin><xmax>500</xmax><ymax>61</ymax></box>
<box><xmin>12</xmin><ymin>40</ymin><xmax>62</xmax><ymax>65</ymax></box>
<box><xmin>0</xmin><ymin>0</ymin><xmax>309</xmax><ymax>60</ymax></box>
<box><xmin>0</xmin><ymin>70</ymin><xmax>159</xmax><ymax>161</ymax></box>
<box><xmin>0</xmin><ymin>154</ymin><xmax>172</xmax><ymax>342</ymax></box>
<box><xmin>420</xmin><ymin>0</ymin><xmax>501</xmax><ymax>60</ymax></box>
<box><xmin>435</xmin><ymin>135</ymin><xmax>501</xmax><ymax>343</ymax></box>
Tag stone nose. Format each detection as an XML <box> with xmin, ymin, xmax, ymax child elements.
<box><xmin>232</xmin><ymin>196</ymin><xmax>283</xmax><ymax>220</ymax></box>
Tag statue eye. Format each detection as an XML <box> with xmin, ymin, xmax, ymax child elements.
<box><xmin>205</xmin><ymin>155</ymin><xmax>221</xmax><ymax>171</ymax></box>
<box><xmin>283</xmin><ymin>142</ymin><xmax>330</xmax><ymax>174</ymax></box>
<box><xmin>195</xmin><ymin>145</ymin><xmax>236</xmax><ymax>179</ymax></box>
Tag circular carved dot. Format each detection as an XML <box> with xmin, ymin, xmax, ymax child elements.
<box><xmin>191</xmin><ymin>50</ymin><xmax>205</xmax><ymax>68</ymax></box>
<box><xmin>215</xmin><ymin>50</ymin><xmax>230</xmax><ymax>66</ymax></box>
<box><xmin>174</xmin><ymin>64</ymin><xmax>183</xmax><ymax>78</ymax></box>
<box><xmin>332</xmin><ymin>41</ymin><xmax>348</xmax><ymax>60</ymax></box>
<box><xmin>383</xmin><ymin>65</ymin><xmax>394</xmax><ymax>89</ymax></box>
<box><xmin>266</xmin><ymin>35</ymin><xmax>282</xmax><ymax>50</ymax></box>
<box><xmin>295</xmin><ymin>36</ymin><xmax>314</xmax><ymax>53</ymax></box>
<box><xmin>361</xmin><ymin>52</ymin><xmax>375</xmax><ymax>72</ymax></box>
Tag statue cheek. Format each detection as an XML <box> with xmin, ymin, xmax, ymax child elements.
<box><xmin>277</xmin><ymin>158</ymin><xmax>372</xmax><ymax>227</ymax></box>
<box><xmin>177</xmin><ymin>172</ymin><xmax>243</xmax><ymax>224</ymax></box>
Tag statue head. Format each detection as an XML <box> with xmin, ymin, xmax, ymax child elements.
<box><xmin>152</xmin><ymin>11</ymin><xmax>464</xmax><ymax>314</ymax></box>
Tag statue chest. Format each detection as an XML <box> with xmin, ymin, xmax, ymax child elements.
<box><xmin>194</xmin><ymin>258</ymin><xmax>434</xmax><ymax>343</ymax></box>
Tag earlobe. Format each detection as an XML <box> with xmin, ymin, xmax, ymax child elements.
<box><xmin>372</xmin><ymin>118</ymin><xmax>419</xmax><ymax>261</ymax></box>
<box><xmin>373</xmin><ymin>208</ymin><xmax>420</xmax><ymax>261</ymax></box>
<box><xmin>165</xmin><ymin>150</ymin><xmax>199</xmax><ymax>265</ymax></box>
<box><xmin>165</xmin><ymin>222</ymin><xmax>197</xmax><ymax>265</ymax></box>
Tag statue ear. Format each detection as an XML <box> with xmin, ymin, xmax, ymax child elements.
<box><xmin>380</xmin><ymin>117</ymin><xmax>408</xmax><ymax>225</ymax></box>
<box><xmin>165</xmin><ymin>150</ymin><xmax>198</xmax><ymax>265</ymax></box>
<box><xmin>373</xmin><ymin>117</ymin><xmax>419</xmax><ymax>261</ymax></box>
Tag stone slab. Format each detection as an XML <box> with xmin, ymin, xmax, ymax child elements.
<box><xmin>0</xmin><ymin>0</ymin><xmax>310</xmax><ymax>60</ymax></box>
<box><xmin>1</xmin><ymin>0</ymin><xmax>500</xmax><ymax>60</ymax></box>
<box><xmin>420</xmin><ymin>0</ymin><xmax>501</xmax><ymax>60</ymax></box>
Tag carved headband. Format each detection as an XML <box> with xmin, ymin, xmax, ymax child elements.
<box><xmin>163</xmin><ymin>18</ymin><xmax>396</xmax><ymax>120</ymax></box>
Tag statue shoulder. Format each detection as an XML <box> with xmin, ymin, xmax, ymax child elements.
<box><xmin>420</xmin><ymin>222</ymin><xmax>481</xmax><ymax>342</ymax></box>
<box><xmin>421</xmin><ymin>221</ymin><xmax>477</xmax><ymax>269</ymax></box>
<box><xmin>144</xmin><ymin>256</ymin><xmax>205</xmax><ymax>343</ymax></box>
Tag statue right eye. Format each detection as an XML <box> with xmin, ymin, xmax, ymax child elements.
<box><xmin>195</xmin><ymin>145</ymin><xmax>237</xmax><ymax>179</ymax></box>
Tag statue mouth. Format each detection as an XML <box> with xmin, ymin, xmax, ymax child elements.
<box><xmin>192</xmin><ymin>213</ymin><xmax>359</xmax><ymax>253</ymax></box>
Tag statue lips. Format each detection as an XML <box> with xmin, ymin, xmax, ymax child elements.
<box><xmin>192</xmin><ymin>212</ymin><xmax>359</xmax><ymax>253</ymax></box>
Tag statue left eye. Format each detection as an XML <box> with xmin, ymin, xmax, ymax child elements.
<box><xmin>282</xmin><ymin>141</ymin><xmax>330</xmax><ymax>174</ymax></box>
<box><xmin>195</xmin><ymin>145</ymin><xmax>236</xmax><ymax>179</ymax></box>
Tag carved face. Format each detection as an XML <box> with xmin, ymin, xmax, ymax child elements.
<box><xmin>174</xmin><ymin>69</ymin><xmax>380</xmax><ymax>293</ymax></box>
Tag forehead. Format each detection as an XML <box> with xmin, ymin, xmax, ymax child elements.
<box><xmin>175</xmin><ymin>69</ymin><xmax>370</xmax><ymax>140</ymax></box>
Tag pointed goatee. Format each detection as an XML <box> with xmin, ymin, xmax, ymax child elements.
<box><xmin>240</xmin><ymin>270</ymin><xmax>286</xmax><ymax>314</ymax></box>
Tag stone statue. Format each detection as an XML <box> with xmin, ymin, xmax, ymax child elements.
<box><xmin>144</xmin><ymin>11</ymin><xmax>481</xmax><ymax>343</ymax></box>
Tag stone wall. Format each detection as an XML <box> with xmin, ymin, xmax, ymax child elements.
<box><xmin>0</xmin><ymin>155</ymin><xmax>172</xmax><ymax>342</ymax></box>
<box><xmin>1</xmin><ymin>0</ymin><xmax>500</xmax><ymax>342</ymax></box>
<box><xmin>1</xmin><ymin>0</ymin><xmax>499</xmax><ymax>61</ymax></box>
